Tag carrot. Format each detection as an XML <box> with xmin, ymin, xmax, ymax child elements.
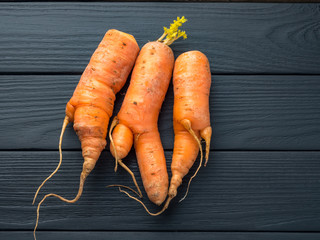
<box><xmin>169</xmin><ymin>50</ymin><xmax>212</xmax><ymax>203</ymax></box>
<box><xmin>122</xmin><ymin>50</ymin><xmax>211</xmax><ymax>216</ymax></box>
<box><xmin>154</xmin><ymin>51</ymin><xmax>211</xmax><ymax>214</ymax></box>
<box><xmin>33</xmin><ymin>29</ymin><xmax>139</xmax><ymax>239</ymax></box>
<box><xmin>109</xmin><ymin>17</ymin><xmax>187</xmax><ymax>206</ymax></box>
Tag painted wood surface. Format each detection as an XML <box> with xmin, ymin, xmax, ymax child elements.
<box><xmin>1</xmin><ymin>2</ymin><xmax>320</xmax><ymax>239</ymax></box>
<box><xmin>0</xmin><ymin>3</ymin><xmax>319</xmax><ymax>74</ymax></box>
<box><xmin>1</xmin><ymin>151</ymin><xmax>320</xmax><ymax>231</ymax></box>
<box><xmin>1</xmin><ymin>75</ymin><xmax>320</xmax><ymax>150</ymax></box>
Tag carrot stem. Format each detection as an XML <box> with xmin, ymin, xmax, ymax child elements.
<box><xmin>157</xmin><ymin>16</ymin><xmax>187</xmax><ymax>46</ymax></box>
<box><xmin>157</xmin><ymin>33</ymin><xmax>167</xmax><ymax>42</ymax></box>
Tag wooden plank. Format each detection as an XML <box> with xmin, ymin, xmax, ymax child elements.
<box><xmin>1</xmin><ymin>151</ymin><xmax>320</xmax><ymax>231</ymax></box>
<box><xmin>2</xmin><ymin>231</ymin><xmax>320</xmax><ymax>240</ymax></box>
<box><xmin>0</xmin><ymin>3</ymin><xmax>319</xmax><ymax>74</ymax></box>
<box><xmin>1</xmin><ymin>75</ymin><xmax>320</xmax><ymax>150</ymax></box>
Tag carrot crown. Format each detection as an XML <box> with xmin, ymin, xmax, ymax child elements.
<box><xmin>157</xmin><ymin>16</ymin><xmax>188</xmax><ymax>46</ymax></box>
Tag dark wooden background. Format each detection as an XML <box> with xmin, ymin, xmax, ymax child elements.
<box><xmin>1</xmin><ymin>2</ymin><xmax>320</xmax><ymax>240</ymax></box>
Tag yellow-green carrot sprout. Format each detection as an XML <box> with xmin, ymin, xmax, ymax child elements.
<box><xmin>158</xmin><ymin>16</ymin><xmax>188</xmax><ymax>45</ymax></box>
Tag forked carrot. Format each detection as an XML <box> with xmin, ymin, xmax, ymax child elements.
<box><xmin>110</xmin><ymin>17</ymin><xmax>187</xmax><ymax>206</ymax></box>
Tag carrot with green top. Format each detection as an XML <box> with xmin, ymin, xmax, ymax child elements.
<box><xmin>110</xmin><ymin>17</ymin><xmax>188</xmax><ymax>206</ymax></box>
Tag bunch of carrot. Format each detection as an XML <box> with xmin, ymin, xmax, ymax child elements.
<box><xmin>33</xmin><ymin>16</ymin><xmax>211</xmax><ymax>238</ymax></box>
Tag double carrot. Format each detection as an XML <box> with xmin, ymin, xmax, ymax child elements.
<box><xmin>114</xmin><ymin>18</ymin><xmax>212</xmax><ymax>215</ymax></box>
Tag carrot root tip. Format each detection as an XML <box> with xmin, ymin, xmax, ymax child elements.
<box><xmin>119</xmin><ymin>187</ymin><xmax>172</xmax><ymax>216</ymax></box>
<box><xmin>200</xmin><ymin>126</ymin><xmax>212</xmax><ymax>167</ymax></box>
<box><xmin>32</xmin><ymin>116</ymin><xmax>70</xmax><ymax>205</ymax></box>
<box><xmin>34</xmin><ymin>169</ymin><xmax>88</xmax><ymax>240</ymax></box>
<box><xmin>118</xmin><ymin>159</ymin><xmax>143</xmax><ymax>198</ymax></box>
<box><xmin>106</xmin><ymin>184</ymin><xmax>142</xmax><ymax>198</ymax></box>
<box><xmin>179</xmin><ymin>119</ymin><xmax>203</xmax><ymax>202</ymax></box>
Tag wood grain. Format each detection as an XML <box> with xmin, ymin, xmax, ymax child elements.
<box><xmin>1</xmin><ymin>75</ymin><xmax>320</xmax><ymax>150</ymax></box>
<box><xmin>2</xmin><ymin>231</ymin><xmax>320</xmax><ymax>240</ymax></box>
<box><xmin>1</xmin><ymin>151</ymin><xmax>320</xmax><ymax>231</ymax></box>
<box><xmin>0</xmin><ymin>3</ymin><xmax>319</xmax><ymax>73</ymax></box>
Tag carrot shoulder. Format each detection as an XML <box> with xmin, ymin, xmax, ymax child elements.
<box><xmin>33</xmin><ymin>29</ymin><xmax>139</xmax><ymax>239</ymax></box>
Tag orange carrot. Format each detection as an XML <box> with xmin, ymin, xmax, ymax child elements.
<box><xmin>33</xmin><ymin>29</ymin><xmax>139</xmax><ymax>239</ymax></box>
<box><xmin>170</xmin><ymin>50</ymin><xmax>212</xmax><ymax>204</ymax></box>
<box><xmin>154</xmin><ymin>51</ymin><xmax>212</xmax><ymax>214</ymax></box>
<box><xmin>110</xmin><ymin>41</ymin><xmax>173</xmax><ymax>205</ymax></box>
<box><xmin>110</xmin><ymin>17</ymin><xmax>188</xmax><ymax>206</ymax></box>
